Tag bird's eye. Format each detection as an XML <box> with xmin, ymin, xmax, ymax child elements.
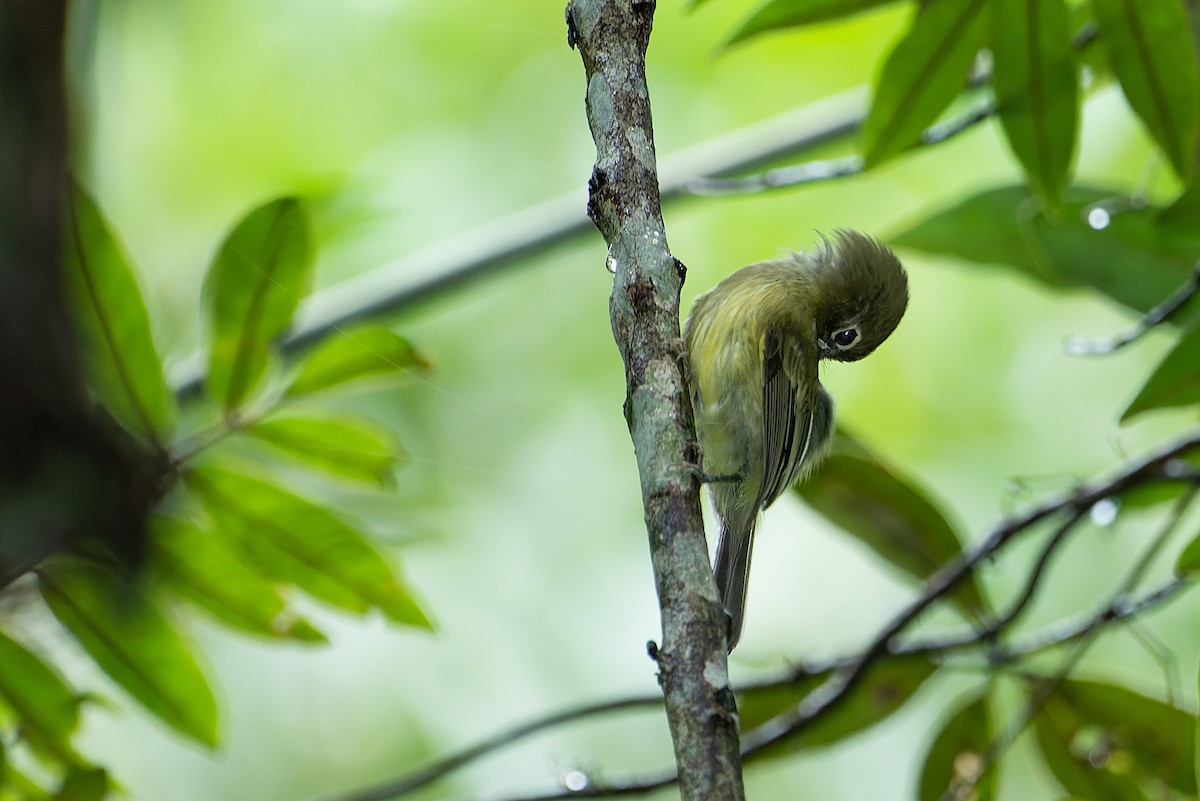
<box><xmin>832</xmin><ymin>327</ymin><xmax>860</xmax><ymax>349</ymax></box>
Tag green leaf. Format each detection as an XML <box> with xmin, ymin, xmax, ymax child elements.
<box><xmin>1037</xmin><ymin>679</ymin><xmax>1195</xmax><ymax>798</ymax></box>
<box><xmin>1180</xmin><ymin>529</ymin><xmax>1200</xmax><ymax>575</ymax></box>
<box><xmin>990</xmin><ymin>0</ymin><xmax>1078</xmax><ymax>206</ymax></box>
<box><xmin>247</xmin><ymin>412</ymin><xmax>403</xmax><ymax>486</ymax></box>
<box><xmin>895</xmin><ymin>186</ymin><xmax>1200</xmax><ymax>319</ymax></box>
<box><xmin>798</xmin><ymin>449</ymin><xmax>987</xmax><ymax>617</ymax></box>
<box><xmin>52</xmin><ymin>768</ymin><xmax>110</xmax><ymax>801</ymax></box>
<box><xmin>1035</xmin><ymin>704</ymin><xmax>1148</xmax><ymax>801</ymax></box>
<box><xmin>204</xmin><ymin>196</ymin><xmax>314</xmax><ymax>411</ymax></box>
<box><xmin>1091</xmin><ymin>0</ymin><xmax>1200</xmax><ymax>180</ymax></box>
<box><xmin>285</xmin><ymin>326</ymin><xmax>429</xmax><ymax>398</ymax></box>
<box><xmin>1121</xmin><ymin>325</ymin><xmax>1200</xmax><ymax>421</ymax></box>
<box><xmin>37</xmin><ymin>559</ymin><xmax>218</xmax><ymax>748</ymax></box>
<box><xmin>64</xmin><ymin>184</ymin><xmax>175</xmax><ymax>440</ymax></box>
<box><xmin>861</xmin><ymin>0</ymin><xmax>988</xmax><ymax>166</ymax></box>
<box><xmin>726</xmin><ymin>0</ymin><xmax>901</xmax><ymax>45</ymax></box>
<box><xmin>0</xmin><ymin>628</ymin><xmax>83</xmax><ymax>764</ymax></box>
<box><xmin>186</xmin><ymin>463</ymin><xmax>431</xmax><ymax>629</ymax></box>
<box><xmin>151</xmin><ymin>515</ymin><xmax>326</xmax><ymax>644</ymax></box>
<box><xmin>738</xmin><ymin>655</ymin><xmax>937</xmax><ymax>757</ymax></box>
<box><xmin>917</xmin><ymin>691</ymin><xmax>996</xmax><ymax>801</ymax></box>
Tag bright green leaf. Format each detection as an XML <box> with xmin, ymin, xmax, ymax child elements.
<box><xmin>895</xmin><ymin>186</ymin><xmax>1200</xmax><ymax>319</ymax></box>
<box><xmin>917</xmin><ymin>691</ymin><xmax>996</xmax><ymax>801</ymax></box>
<box><xmin>798</xmin><ymin>449</ymin><xmax>987</xmax><ymax>617</ymax></box>
<box><xmin>152</xmin><ymin>515</ymin><xmax>326</xmax><ymax>644</ymax></box>
<box><xmin>726</xmin><ymin>0</ymin><xmax>901</xmax><ymax>45</ymax></box>
<box><xmin>1121</xmin><ymin>325</ymin><xmax>1200</xmax><ymax>421</ymax></box>
<box><xmin>0</xmin><ymin>628</ymin><xmax>83</xmax><ymax>764</ymax></box>
<box><xmin>1091</xmin><ymin>0</ymin><xmax>1200</xmax><ymax>179</ymax></box>
<box><xmin>285</xmin><ymin>326</ymin><xmax>429</xmax><ymax>398</ymax></box>
<box><xmin>37</xmin><ymin>559</ymin><xmax>218</xmax><ymax>748</ymax></box>
<box><xmin>739</xmin><ymin>655</ymin><xmax>937</xmax><ymax>757</ymax></box>
<box><xmin>990</xmin><ymin>0</ymin><xmax>1078</xmax><ymax>206</ymax></box>
<box><xmin>64</xmin><ymin>184</ymin><xmax>175</xmax><ymax>440</ymax></box>
<box><xmin>204</xmin><ymin>196</ymin><xmax>314</xmax><ymax>411</ymax></box>
<box><xmin>52</xmin><ymin>768</ymin><xmax>110</xmax><ymax>801</ymax></box>
<box><xmin>247</xmin><ymin>412</ymin><xmax>402</xmax><ymax>486</ymax></box>
<box><xmin>861</xmin><ymin>0</ymin><xmax>988</xmax><ymax>166</ymax></box>
<box><xmin>186</xmin><ymin>463</ymin><xmax>432</xmax><ymax>629</ymax></box>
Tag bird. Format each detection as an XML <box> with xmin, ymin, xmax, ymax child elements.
<box><xmin>683</xmin><ymin>230</ymin><xmax>909</xmax><ymax>650</ymax></box>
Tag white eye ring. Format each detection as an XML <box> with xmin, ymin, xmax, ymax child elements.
<box><xmin>831</xmin><ymin>326</ymin><xmax>860</xmax><ymax>349</ymax></box>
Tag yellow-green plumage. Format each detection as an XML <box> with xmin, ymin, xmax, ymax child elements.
<box><xmin>684</xmin><ymin>231</ymin><xmax>908</xmax><ymax>650</ymax></box>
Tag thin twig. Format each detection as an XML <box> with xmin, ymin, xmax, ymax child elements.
<box><xmin>1064</xmin><ymin>261</ymin><xmax>1200</xmax><ymax>355</ymax></box>
<box><xmin>314</xmin><ymin>434</ymin><xmax>1200</xmax><ymax>801</ymax></box>
<box><xmin>307</xmin><ymin>696</ymin><xmax>657</xmax><ymax>801</ymax></box>
<box><xmin>682</xmin><ymin>99</ymin><xmax>996</xmax><ymax>196</ymax></box>
<box><xmin>946</xmin><ymin>485</ymin><xmax>1200</xmax><ymax>800</ymax></box>
<box><xmin>738</xmin><ymin>431</ymin><xmax>1200</xmax><ymax>759</ymax></box>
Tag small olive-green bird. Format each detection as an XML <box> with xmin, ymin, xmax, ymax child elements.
<box><xmin>684</xmin><ymin>230</ymin><xmax>908</xmax><ymax>650</ymax></box>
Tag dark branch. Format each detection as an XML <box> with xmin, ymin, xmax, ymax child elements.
<box><xmin>315</xmin><ymin>432</ymin><xmax>1200</xmax><ymax>801</ymax></box>
<box><xmin>1064</xmin><ymin>260</ymin><xmax>1200</xmax><ymax>355</ymax></box>
<box><xmin>737</xmin><ymin>430</ymin><xmax>1200</xmax><ymax>756</ymax></box>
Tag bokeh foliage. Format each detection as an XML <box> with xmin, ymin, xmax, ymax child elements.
<box><xmin>2</xmin><ymin>0</ymin><xmax>1200</xmax><ymax>799</ymax></box>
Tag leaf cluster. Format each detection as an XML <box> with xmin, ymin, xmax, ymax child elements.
<box><xmin>0</xmin><ymin>188</ymin><xmax>432</xmax><ymax>798</ymax></box>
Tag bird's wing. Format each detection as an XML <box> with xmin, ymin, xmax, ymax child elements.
<box><xmin>757</xmin><ymin>328</ymin><xmax>816</xmax><ymax>511</ymax></box>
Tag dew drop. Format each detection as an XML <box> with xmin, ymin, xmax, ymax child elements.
<box><xmin>1086</xmin><ymin>206</ymin><xmax>1111</xmax><ymax>230</ymax></box>
<box><xmin>562</xmin><ymin>769</ymin><xmax>590</xmax><ymax>792</ymax></box>
<box><xmin>1090</xmin><ymin>497</ymin><xmax>1118</xmax><ymax>527</ymax></box>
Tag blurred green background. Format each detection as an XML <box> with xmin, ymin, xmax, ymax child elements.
<box><xmin>60</xmin><ymin>0</ymin><xmax>1198</xmax><ymax>799</ymax></box>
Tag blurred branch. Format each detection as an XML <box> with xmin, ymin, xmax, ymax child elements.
<box><xmin>1064</xmin><ymin>260</ymin><xmax>1200</xmax><ymax>355</ymax></box>
<box><xmin>309</xmin><ymin>695</ymin><xmax>657</xmax><ymax>801</ymax></box>
<box><xmin>167</xmin><ymin>25</ymin><xmax>1105</xmax><ymax>399</ymax></box>
<box><xmin>0</xmin><ymin>0</ymin><xmax>159</xmax><ymax>585</ymax></box>
<box><xmin>315</xmin><ymin>432</ymin><xmax>1200</xmax><ymax>801</ymax></box>
<box><xmin>170</xmin><ymin>88</ymin><xmax>867</xmax><ymax>398</ymax></box>
<box><xmin>949</xmin><ymin>486</ymin><xmax>1200</xmax><ymax>801</ymax></box>
<box><xmin>565</xmin><ymin>1</ymin><xmax>744</xmax><ymax>800</ymax></box>
<box><xmin>740</xmin><ymin>429</ymin><xmax>1200</xmax><ymax>758</ymax></box>
<box><xmin>683</xmin><ymin>100</ymin><xmax>995</xmax><ymax>196</ymax></box>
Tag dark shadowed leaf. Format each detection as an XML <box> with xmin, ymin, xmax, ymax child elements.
<box><xmin>1174</xmin><ymin>527</ymin><xmax>1200</xmax><ymax>575</ymax></box>
<box><xmin>1035</xmin><ymin>704</ymin><xmax>1148</xmax><ymax>801</ymax></box>
<box><xmin>204</xmin><ymin>197</ymin><xmax>314</xmax><ymax>411</ymax></box>
<box><xmin>64</xmin><ymin>184</ymin><xmax>175</xmax><ymax>440</ymax></box>
<box><xmin>285</xmin><ymin>326</ymin><xmax>429</xmax><ymax>398</ymax></box>
<box><xmin>152</xmin><ymin>515</ymin><xmax>326</xmax><ymax>644</ymax></box>
<box><xmin>739</xmin><ymin>655</ymin><xmax>937</xmax><ymax>758</ymax></box>
<box><xmin>725</xmin><ymin>0</ymin><xmax>900</xmax><ymax>44</ymax></box>
<box><xmin>861</xmin><ymin>0</ymin><xmax>988</xmax><ymax>166</ymax></box>
<box><xmin>38</xmin><ymin>559</ymin><xmax>218</xmax><ymax>748</ymax></box>
<box><xmin>918</xmin><ymin>691</ymin><xmax>996</xmax><ymax>801</ymax></box>
<box><xmin>1091</xmin><ymin>0</ymin><xmax>1200</xmax><ymax>180</ymax></box>
<box><xmin>798</xmin><ymin>446</ymin><xmax>987</xmax><ymax>617</ymax></box>
<box><xmin>990</xmin><ymin>0</ymin><xmax>1077</xmax><ymax>206</ymax></box>
<box><xmin>0</xmin><ymin>628</ymin><xmax>83</xmax><ymax>764</ymax></box>
<box><xmin>186</xmin><ymin>463</ymin><xmax>431</xmax><ymax>629</ymax></box>
<box><xmin>246</xmin><ymin>412</ymin><xmax>403</xmax><ymax>487</ymax></box>
<box><xmin>1121</xmin><ymin>325</ymin><xmax>1200</xmax><ymax>421</ymax></box>
<box><xmin>52</xmin><ymin>768</ymin><xmax>110</xmax><ymax>801</ymax></box>
<box><xmin>895</xmin><ymin>186</ymin><xmax>1200</xmax><ymax>320</ymax></box>
<box><xmin>1036</xmin><ymin>679</ymin><xmax>1195</xmax><ymax>799</ymax></box>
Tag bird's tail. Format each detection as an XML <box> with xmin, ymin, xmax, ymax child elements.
<box><xmin>711</xmin><ymin>518</ymin><xmax>756</xmax><ymax>652</ymax></box>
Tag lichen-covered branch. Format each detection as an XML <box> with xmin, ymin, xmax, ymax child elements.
<box><xmin>564</xmin><ymin>1</ymin><xmax>745</xmax><ymax>798</ymax></box>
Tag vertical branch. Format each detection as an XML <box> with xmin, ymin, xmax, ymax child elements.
<box><xmin>565</xmin><ymin>1</ymin><xmax>746</xmax><ymax>798</ymax></box>
<box><xmin>0</xmin><ymin>0</ymin><xmax>155</xmax><ymax>585</ymax></box>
